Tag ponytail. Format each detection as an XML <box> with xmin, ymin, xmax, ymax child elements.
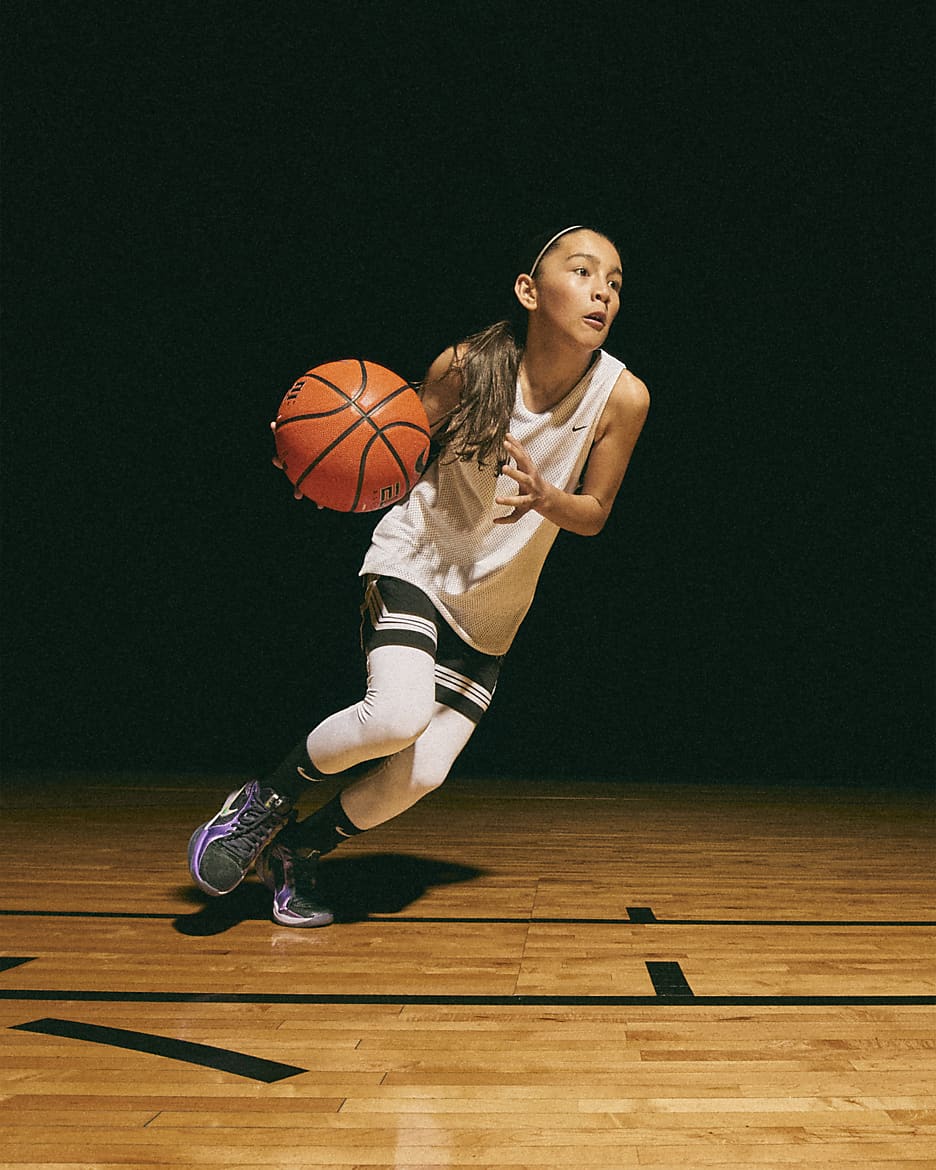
<box><xmin>433</xmin><ymin>320</ymin><xmax>521</xmax><ymax>468</ymax></box>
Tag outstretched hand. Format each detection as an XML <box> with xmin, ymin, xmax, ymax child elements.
<box><xmin>494</xmin><ymin>434</ymin><xmax>552</xmax><ymax>523</ymax></box>
<box><xmin>270</xmin><ymin>421</ymin><xmax>316</xmax><ymax>503</ymax></box>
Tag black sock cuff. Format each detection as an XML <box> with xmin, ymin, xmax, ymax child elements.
<box><xmin>262</xmin><ymin>739</ymin><xmax>323</xmax><ymax>802</ymax></box>
<box><xmin>333</xmin><ymin>794</ymin><xmax>364</xmax><ymax>837</ymax></box>
<box><xmin>286</xmin><ymin>793</ymin><xmax>365</xmax><ymax>856</ymax></box>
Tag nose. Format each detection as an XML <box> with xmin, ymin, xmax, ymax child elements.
<box><xmin>593</xmin><ymin>284</ymin><xmax>610</xmax><ymax>304</ymax></box>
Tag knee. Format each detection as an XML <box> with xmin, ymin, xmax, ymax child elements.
<box><xmin>359</xmin><ymin>689</ymin><xmax>433</xmax><ymax>754</ymax></box>
<box><xmin>408</xmin><ymin>767</ymin><xmax>447</xmax><ymax>799</ymax></box>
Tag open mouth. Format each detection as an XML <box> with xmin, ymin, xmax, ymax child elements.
<box><xmin>584</xmin><ymin>312</ymin><xmax>607</xmax><ymax>329</ymax></box>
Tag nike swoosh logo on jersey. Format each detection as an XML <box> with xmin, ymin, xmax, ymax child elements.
<box><xmin>572</xmin><ymin>424</ymin><xmax>587</xmax><ymax>432</ymax></box>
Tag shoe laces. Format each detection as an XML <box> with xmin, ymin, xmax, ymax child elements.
<box><xmin>218</xmin><ymin>787</ymin><xmax>287</xmax><ymax>864</ymax></box>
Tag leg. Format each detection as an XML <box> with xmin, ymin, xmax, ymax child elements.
<box><xmin>188</xmin><ymin>579</ymin><xmax>440</xmax><ymax>896</ymax></box>
<box><xmin>256</xmin><ymin>704</ymin><xmax>478</xmax><ymax>928</ymax></box>
<box><xmin>285</xmin><ymin>602</ymin><xmax>502</xmax><ymax>855</ymax></box>
<box><xmin>305</xmin><ymin>643</ymin><xmax>436</xmax><ymax>774</ymax></box>
<box><xmin>340</xmin><ymin>702</ymin><xmax>478</xmax><ymax>828</ymax></box>
<box><xmin>258</xmin><ymin>597</ymin><xmax>503</xmax><ymax>926</ymax></box>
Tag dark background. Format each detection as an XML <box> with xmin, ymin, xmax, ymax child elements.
<box><xmin>2</xmin><ymin>2</ymin><xmax>932</xmax><ymax>787</ymax></box>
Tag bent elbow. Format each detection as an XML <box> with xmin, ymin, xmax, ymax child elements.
<box><xmin>587</xmin><ymin>499</ymin><xmax>613</xmax><ymax>536</ymax></box>
<box><xmin>578</xmin><ymin>510</ymin><xmax>609</xmax><ymax>537</ymax></box>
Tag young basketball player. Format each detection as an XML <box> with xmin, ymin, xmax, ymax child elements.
<box><xmin>189</xmin><ymin>226</ymin><xmax>650</xmax><ymax>926</ymax></box>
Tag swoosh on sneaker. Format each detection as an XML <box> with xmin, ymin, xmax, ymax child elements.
<box><xmin>218</xmin><ymin>790</ymin><xmax>242</xmax><ymax>816</ymax></box>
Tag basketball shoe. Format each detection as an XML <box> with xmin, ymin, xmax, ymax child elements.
<box><xmin>255</xmin><ymin>836</ymin><xmax>334</xmax><ymax>928</ymax></box>
<box><xmin>188</xmin><ymin>781</ymin><xmax>293</xmax><ymax>896</ymax></box>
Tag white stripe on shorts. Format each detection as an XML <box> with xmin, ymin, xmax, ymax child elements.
<box><xmin>434</xmin><ymin>664</ymin><xmax>495</xmax><ymax>713</ymax></box>
<box><xmin>367</xmin><ymin>585</ymin><xmax>438</xmax><ymax>646</ymax></box>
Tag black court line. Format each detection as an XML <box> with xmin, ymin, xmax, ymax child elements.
<box><xmin>366</xmin><ymin>916</ymin><xmax>936</xmax><ymax>927</ymax></box>
<box><xmin>0</xmin><ymin>957</ymin><xmax>35</xmax><ymax>973</ymax></box>
<box><xmin>1</xmin><ymin>909</ymin><xmax>932</xmax><ymax>927</ymax></box>
<box><xmin>0</xmin><ymin>909</ymin><xmax>179</xmax><ymax>919</ymax></box>
<box><xmin>1</xmin><ymin>989</ymin><xmax>933</xmax><ymax>1006</ymax></box>
<box><xmin>11</xmin><ymin>1018</ymin><xmax>307</xmax><ymax>1082</ymax></box>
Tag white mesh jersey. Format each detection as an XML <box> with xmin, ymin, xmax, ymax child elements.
<box><xmin>360</xmin><ymin>349</ymin><xmax>626</xmax><ymax>655</ymax></box>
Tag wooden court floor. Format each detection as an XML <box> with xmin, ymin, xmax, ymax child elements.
<box><xmin>0</xmin><ymin>770</ymin><xmax>933</xmax><ymax>1168</ymax></box>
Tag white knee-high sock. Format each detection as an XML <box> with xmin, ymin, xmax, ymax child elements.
<box><xmin>305</xmin><ymin>644</ymin><xmax>436</xmax><ymax>774</ymax></box>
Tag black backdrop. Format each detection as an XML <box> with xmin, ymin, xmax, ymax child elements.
<box><xmin>2</xmin><ymin>2</ymin><xmax>932</xmax><ymax>786</ymax></box>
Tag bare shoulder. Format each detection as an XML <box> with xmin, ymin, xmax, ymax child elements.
<box><xmin>612</xmin><ymin>367</ymin><xmax>650</xmax><ymax>414</ymax></box>
<box><xmin>598</xmin><ymin>367</ymin><xmax>650</xmax><ymax>437</ymax></box>
<box><xmin>420</xmin><ymin>345</ymin><xmax>465</xmax><ymax>429</ymax></box>
<box><xmin>423</xmin><ymin>345</ymin><xmax>460</xmax><ymax>383</ymax></box>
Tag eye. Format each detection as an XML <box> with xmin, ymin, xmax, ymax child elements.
<box><xmin>574</xmin><ymin>266</ymin><xmax>589</xmax><ymax>276</ymax></box>
<box><xmin>609</xmin><ymin>279</ymin><xmax>621</xmax><ymax>291</ymax></box>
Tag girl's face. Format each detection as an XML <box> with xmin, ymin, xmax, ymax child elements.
<box><xmin>519</xmin><ymin>230</ymin><xmax>623</xmax><ymax>349</ymax></box>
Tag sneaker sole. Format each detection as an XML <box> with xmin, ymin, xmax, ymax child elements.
<box><xmin>188</xmin><ymin>785</ymin><xmax>289</xmax><ymax>896</ymax></box>
<box><xmin>187</xmin><ymin>823</ymin><xmax>241</xmax><ymax>896</ymax></box>
<box><xmin>272</xmin><ymin>902</ymin><xmax>334</xmax><ymax>927</ymax></box>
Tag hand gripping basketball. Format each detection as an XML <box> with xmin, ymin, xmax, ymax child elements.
<box><xmin>272</xmin><ymin>359</ymin><xmax>430</xmax><ymax>513</ymax></box>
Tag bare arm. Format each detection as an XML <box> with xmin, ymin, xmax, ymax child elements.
<box><xmin>418</xmin><ymin>346</ymin><xmax>464</xmax><ymax>432</ymax></box>
<box><xmin>495</xmin><ymin>369</ymin><xmax>650</xmax><ymax>536</ymax></box>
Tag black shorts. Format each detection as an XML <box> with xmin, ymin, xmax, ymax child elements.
<box><xmin>360</xmin><ymin>575</ymin><xmax>503</xmax><ymax>724</ymax></box>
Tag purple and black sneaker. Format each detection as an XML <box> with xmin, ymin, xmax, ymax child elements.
<box><xmin>188</xmin><ymin>781</ymin><xmax>292</xmax><ymax>896</ymax></box>
<box><xmin>255</xmin><ymin>837</ymin><xmax>334</xmax><ymax>928</ymax></box>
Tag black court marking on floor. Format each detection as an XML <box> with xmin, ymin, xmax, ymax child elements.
<box><xmin>1</xmin><ymin>990</ymin><xmax>933</xmax><ymax>1006</ymax></box>
<box><xmin>646</xmin><ymin>961</ymin><xmax>694</xmax><ymax>997</ymax></box>
<box><xmin>364</xmin><ymin>915</ymin><xmax>936</xmax><ymax>927</ymax></box>
<box><xmin>10</xmin><ymin>1017</ymin><xmax>307</xmax><ymax>1082</ymax></box>
<box><xmin>1</xmin><ymin>909</ymin><xmax>933</xmax><ymax>927</ymax></box>
<box><xmin>0</xmin><ymin>957</ymin><xmax>36</xmax><ymax>973</ymax></box>
<box><xmin>627</xmin><ymin>906</ymin><xmax>658</xmax><ymax>922</ymax></box>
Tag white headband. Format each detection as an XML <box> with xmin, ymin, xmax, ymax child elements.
<box><xmin>529</xmin><ymin>225</ymin><xmax>585</xmax><ymax>275</ymax></box>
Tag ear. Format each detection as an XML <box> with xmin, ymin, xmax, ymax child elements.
<box><xmin>514</xmin><ymin>273</ymin><xmax>537</xmax><ymax>311</ymax></box>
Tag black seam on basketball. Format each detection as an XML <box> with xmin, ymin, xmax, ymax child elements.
<box><xmin>301</xmin><ymin>363</ymin><xmax>368</xmax><ymax>407</ymax></box>
<box><xmin>281</xmin><ymin>372</ymin><xmax>418</xmax><ymax>433</ymax></box>
<box><xmin>276</xmin><ymin>407</ymin><xmax>349</xmax><ymax>426</ymax></box>
<box><xmin>362</xmin><ymin>383</ymin><xmax>419</xmax><ymax>418</ymax></box>
<box><xmin>372</xmin><ymin>422</ymin><xmax>431</xmax><ymax>490</ymax></box>
<box><xmin>334</xmin><ymin>382</ymin><xmax>420</xmax><ymax>432</ymax></box>
<box><xmin>350</xmin><ymin>426</ymin><xmax>409</xmax><ymax>510</ymax></box>
<box><xmin>279</xmin><ymin>363</ymin><xmax>368</xmax><ymax>424</ymax></box>
<box><xmin>348</xmin><ymin>420</ymin><xmax>429</xmax><ymax>508</ymax></box>
<box><xmin>282</xmin><ymin>363</ymin><xmax>426</xmax><ymax>506</ymax></box>
<box><xmin>295</xmin><ymin>415</ymin><xmax>370</xmax><ymax>489</ymax></box>
<box><xmin>351</xmin><ymin>430</ymin><xmax>381</xmax><ymax>510</ymax></box>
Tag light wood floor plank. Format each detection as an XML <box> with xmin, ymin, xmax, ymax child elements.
<box><xmin>0</xmin><ymin>774</ymin><xmax>932</xmax><ymax>1167</ymax></box>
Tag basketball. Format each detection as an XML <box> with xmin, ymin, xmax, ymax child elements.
<box><xmin>273</xmin><ymin>359</ymin><xmax>431</xmax><ymax>513</ymax></box>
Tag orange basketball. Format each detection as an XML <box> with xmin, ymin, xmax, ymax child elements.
<box><xmin>273</xmin><ymin>359</ymin><xmax>431</xmax><ymax>513</ymax></box>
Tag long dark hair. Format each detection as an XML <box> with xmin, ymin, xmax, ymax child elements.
<box><xmin>433</xmin><ymin>224</ymin><xmax>615</xmax><ymax>468</ymax></box>
<box><xmin>433</xmin><ymin>318</ymin><xmax>521</xmax><ymax>468</ymax></box>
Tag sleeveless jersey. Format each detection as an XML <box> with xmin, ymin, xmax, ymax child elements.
<box><xmin>360</xmin><ymin>349</ymin><xmax>626</xmax><ymax>655</ymax></box>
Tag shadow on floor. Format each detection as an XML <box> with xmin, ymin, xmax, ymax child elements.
<box><xmin>172</xmin><ymin>853</ymin><xmax>486</xmax><ymax>935</ymax></box>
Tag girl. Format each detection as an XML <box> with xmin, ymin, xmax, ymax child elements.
<box><xmin>189</xmin><ymin>225</ymin><xmax>650</xmax><ymax>926</ymax></box>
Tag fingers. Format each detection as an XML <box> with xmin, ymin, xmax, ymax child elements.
<box><xmin>270</xmin><ymin>419</ymin><xmax>317</xmax><ymax>505</ymax></box>
<box><xmin>503</xmin><ymin>433</ymin><xmax>528</xmax><ymax>467</ymax></box>
<box><xmin>270</xmin><ymin>422</ymin><xmax>285</xmax><ymax>469</ymax></box>
<box><xmin>494</xmin><ymin>486</ymin><xmax>531</xmax><ymax>525</ymax></box>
